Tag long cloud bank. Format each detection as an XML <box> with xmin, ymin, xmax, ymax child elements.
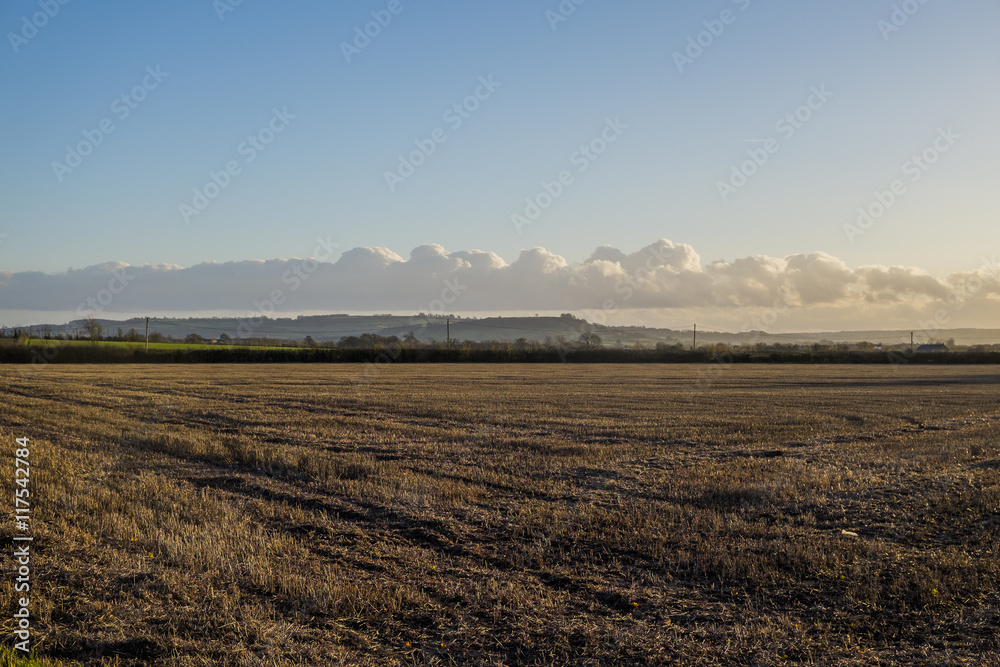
<box><xmin>1</xmin><ymin>240</ymin><xmax>998</xmax><ymax>327</ymax></box>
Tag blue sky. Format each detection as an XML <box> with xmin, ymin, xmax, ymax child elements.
<box><xmin>1</xmin><ymin>0</ymin><xmax>999</xmax><ymax>329</ymax></box>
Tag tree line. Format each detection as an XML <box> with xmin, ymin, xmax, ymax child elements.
<box><xmin>2</xmin><ymin>329</ymin><xmax>1000</xmax><ymax>366</ymax></box>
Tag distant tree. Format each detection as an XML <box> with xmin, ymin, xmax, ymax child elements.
<box><xmin>185</xmin><ymin>333</ymin><xmax>206</xmax><ymax>344</ymax></box>
<box><xmin>82</xmin><ymin>316</ymin><xmax>104</xmax><ymax>342</ymax></box>
<box><xmin>219</xmin><ymin>333</ymin><xmax>232</xmax><ymax>343</ymax></box>
<box><xmin>303</xmin><ymin>335</ymin><xmax>317</xmax><ymax>348</ymax></box>
<box><xmin>338</xmin><ymin>335</ymin><xmax>361</xmax><ymax>348</ymax></box>
<box><xmin>403</xmin><ymin>331</ymin><xmax>420</xmax><ymax>346</ymax></box>
<box><xmin>578</xmin><ymin>332</ymin><xmax>603</xmax><ymax>349</ymax></box>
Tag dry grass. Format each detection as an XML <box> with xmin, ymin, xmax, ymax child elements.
<box><xmin>1</xmin><ymin>364</ymin><xmax>999</xmax><ymax>665</ymax></box>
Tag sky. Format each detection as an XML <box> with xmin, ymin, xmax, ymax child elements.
<box><xmin>1</xmin><ymin>0</ymin><xmax>999</xmax><ymax>332</ymax></box>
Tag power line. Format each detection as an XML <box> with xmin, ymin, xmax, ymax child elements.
<box><xmin>24</xmin><ymin>315</ymin><xmax>1000</xmax><ymax>344</ymax></box>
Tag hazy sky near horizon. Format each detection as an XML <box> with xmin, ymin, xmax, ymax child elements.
<box><xmin>2</xmin><ymin>0</ymin><xmax>999</xmax><ymax>329</ymax></box>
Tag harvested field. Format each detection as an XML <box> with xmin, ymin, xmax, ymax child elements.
<box><xmin>1</xmin><ymin>364</ymin><xmax>999</xmax><ymax>665</ymax></box>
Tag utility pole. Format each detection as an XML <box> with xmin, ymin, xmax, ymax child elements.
<box><xmin>910</xmin><ymin>331</ymin><xmax>913</xmax><ymax>353</ymax></box>
<box><xmin>693</xmin><ymin>323</ymin><xmax>697</xmax><ymax>350</ymax></box>
<box><xmin>145</xmin><ymin>317</ymin><xmax>150</xmax><ymax>354</ymax></box>
<box><xmin>446</xmin><ymin>318</ymin><xmax>451</xmax><ymax>347</ymax></box>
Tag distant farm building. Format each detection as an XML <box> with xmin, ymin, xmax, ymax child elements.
<box><xmin>916</xmin><ymin>344</ymin><xmax>948</xmax><ymax>353</ymax></box>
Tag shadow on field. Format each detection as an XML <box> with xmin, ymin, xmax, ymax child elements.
<box><xmin>188</xmin><ymin>472</ymin><xmax>474</xmax><ymax>563</ymax></box>
<box><xmin>48</xmin><ymin>638</ymin><xmax>163</xmax><ymax>663</ymax></box>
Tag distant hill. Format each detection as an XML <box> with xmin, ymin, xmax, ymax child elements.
<box><xmin>6</xmin><ymin>315</ymin><xmax>1000</xmax><ymax>347</ymax></box>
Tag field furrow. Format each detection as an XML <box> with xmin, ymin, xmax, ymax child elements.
<box><xmin>2</xmin><ymin>365</ymin><xmax>999</xmax><ymax>666</ymax></box>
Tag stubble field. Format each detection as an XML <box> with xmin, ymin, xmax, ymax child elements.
<box><xmin>1</xmin><ymin>364</ymin><xmax>999</xmax><ymax>666</ymax></box>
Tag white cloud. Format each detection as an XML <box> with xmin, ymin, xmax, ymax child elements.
<box><xmin>1</xmin><ymin>239</ymin><xmax>997</xmax><ymax>329</ymax></box>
